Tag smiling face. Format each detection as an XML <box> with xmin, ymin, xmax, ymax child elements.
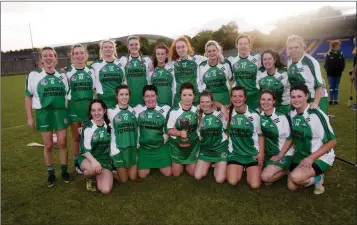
<box><xmin>181</xmin><ymin>88</ymin><xmax>194</xmax><ymax>106</ymax></box>
<box><xmin>102</xmin><ymin>41</ymin><xmax>115</xmax><ymax>58</ymax></box>
<box><xmin>176</xmin><ymin>41</ymin><xmax>188</xmax><ymax>59</ymax></box>
<box><xmin>287</xmin><ymin>41</ymin><xmax>304</xmax><ymax>62</ymax></box>
<box><xmin>231</xmin><ymin>89</ymin><xmax>246</xmax><ymax>108</ymax></box>
<box><xmin>260</xmin><ymin>92</ymin><xmax>275</xmax><ymax>112</ymax></box>
<box><xmin>128</xmin><ymin>39</ymin><xmax>140</xmax><ymax>55</ymax></box>
<box><xmin>290</xmin><ymin>89</ymin><xmax>308</xmax><ymax>110</ymax></box>
<box><xmin>91</xmin><ymin>102</ymin><xmax>105</xmax><ymax>122</ymax></box>
<box><xmin>40</xmin><ymin>49</ymin><xmax>57</xmax><ymax>69</ymax></box>
<box><xmin>72</xmin><ymin>46</ymin><xmax>87</xmax><ymax>65</ymax></box>
<box><xmin>262</xmin><ymin>52</ymin><xmax>276</xmax><ymax>70</ymax></box>
<box><xmin>116</xmin><ymin>88</ymin><xmax>130</xmax><ymax>106</ymax></box>
<box><xmin>199</xmin><ymin>95</ymin><xmax>213</xmax><ymax>113</ymax></box>
<box><xmin>206</xmin><ymin>44</ymin><xmax>218</xmax><ymax>61</ymax></box>
<box><xmin>237</xmin><ymin>37</ymin><xmax>250</xmax><ymax>56</ymax></box>
<box><xmin>143</xmin><ymin>90</ymin><xmax>157</xmax><ymax>109</ymax></box>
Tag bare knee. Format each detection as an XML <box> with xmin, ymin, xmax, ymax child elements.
<box><xmin>260</xmin><ymin>172</ymin><xmax>272</xmax><ymax>183</ymax></box>
<box><xmin>172</xmin><ymin>169</ymin><xmax>183</xmax><ymax>177</ymax></box>
<box><xmin>57</xmin><ymin>141</ymin><xmax>67</xmax><ymax>150</ymax></box>
<box><xmin>44</xmin><ymin>142</ymin><xmax>54</xmax><ymax>151</ymax></box>
<box><xmin>194</xmin><ymin>173</ymin><xmax>203</xmax><ymax>180</ymax></box>
<box><xmin>99</xmin><ymin>186</ymin><xmax>112</xmax><ymax>195</ymax></box>
<box><xmin>138</xmin><ymin>171</ymin><xmax>149</xmax><ymax>179</ymax></box>
<box><xmin>215</xmin><ymin>176</ymin><xmax>226</xmax><ymax>184</ymax></box>
<box><xmin>227</xmin><ymin>177</ymin><xmax>240</xmax><ymax>186</ymax></box>
<box><xmin>249</xmin><ymin>181</ymin><xmax>261</xmax><ymax>189</ymax></box>
<box><xmin>290</xmin><ymin>172</ymin><xmax>304</xmax><ymax>185</ymax></box>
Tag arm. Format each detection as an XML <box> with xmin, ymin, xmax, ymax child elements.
<box><xmin>82</xmin><ymin>127</ymin><xmax>102</xmax><ymax>173</ymax></box>
<box><xmin>168</xmin><ymin>128</ymin><xmax>186</xmax><ymax>138</ymax></box>
<box><xmin>25</xmin><ymin>96</ymin><xmax>34</xmax><ymax>129</ymax></box>
<box><xmin>256</xmin><ymin>136</ymin><xmax>265</xmax><ymax>167</ymax></box>
<box><xmin>271</xmin><ymin>139</ymin><xmax>293</xmax><ymax>161</ymax></box>
<box><xmin>311</xmin><ymin>87</ymin><xmax>322</xmax><ymax>109</ymax></box>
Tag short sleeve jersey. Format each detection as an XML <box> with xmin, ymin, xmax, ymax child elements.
<box><xmin>287</xmin><ymin>53</ymin><xmax>323</xmax><ymax>99</ymax></box>
<box><xmin>290</xmin><ymin>106</ymin><xmax>335</xmax><ymax>165</ymax></box>
<box><xmin>172</xmin><ymin>55</ymin><xmax>207</xmax><ymax>104</ymax></box>
<box><xmin>227</xmin><ymin>52</ymin><xmax>261</xmax><ymax>92</ymax></box>
<box><xmin>108</xmin><ymin>106</ymin><xmax>137</xmax><ymax>156</ymax></box>
<box><xmin>91</xmin><ymin>59</ymin><xmax>126</xmax><ymax>97</ymax></box>
<box><xmin>25</xmin><ymin>68</ymin><xmax>68</xmax><ymax>109</ymax></box>
<box><xmin>120</xmin><ymin>55</ymin><xmax>152</xmax><ymax>107</ymax></box>
<box><xmin>134</xmin><ymin>104</ymin><xmax>171</xmax><ymax>149</ymax></box>
<box><xmin>66</xmin><ymin>65</ymin><xmax>95</xmax><ymax>101</ymax></box>
<box><xmin>228</xmin><ymin>106</ymin><xmax>262</xmax><ymax>156</ymax></box>
<box><xmin>79</xmin><ymin>120</ymin><xmax>111</xmax><ymax>159</ymax></box>
<box><xmin>257</xmin><ymin>67</ymin><xmax>290</xmax><ymax>106</ymax></box>
<box><xmin>199</xmin><ymin>59</ymin><xmax>232</xmax><ymax>105</ymax></box>
<box><xmin>167</xmin><ymin>103</ymin><xmax>199</xmax><ymax>140</ymax></box>
<box><xmin>149</xmin><ymin>64</ymin><xmax>176</xmax><ymax>107</ymax></box>
<box><xmin>199</xmin><ymin>110</ymin><xmax>227</xmax><ymax>150</ymax></box>
<box><xmin>260</xmin><ymin>108</ymin><xmax>294</xmax><ymax>157</ymax></box>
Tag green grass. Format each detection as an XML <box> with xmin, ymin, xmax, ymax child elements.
<box><xmin>1</xmin><ymin>60</ymin><xmax>356</xmax><ymax>225</ymax></box>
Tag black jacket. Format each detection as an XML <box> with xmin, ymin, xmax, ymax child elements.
<box><xmin>324</xmin><ymin>50</ymin><xmax>345</xmax><ymax>76</ymax></box>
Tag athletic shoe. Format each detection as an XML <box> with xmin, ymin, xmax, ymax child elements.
<box><xmin>75</xmin><ymin>165</ymin><xmax>84</xmax><ymax>175</ymax></box>
<box><xmin>47</xmin><ymin>174</ymin><xmax>56</xmax><ymax>188</ymax></box>
<box><xmin>313</xmin><ymin>174</ymin><xmax>325</xmax><ymax>195</ymax></box>
<box><xmin>334</xmin><ymin>101</ymin><xmax>339</xmax><ymax>105</ymax></box>
<box><xmin>328</xmin><ymin>101</ymin><xmax>333</xmax><ymax>105</ymax></box>
<box><xmin>86</xmin><ymin>178</ymin><xmax>97</xmax><ymax>192</ymax></box>
<box><xmin>62</xmin><ymin>172</ymin><xmax>71</xmax><ymax>183</ymax></box>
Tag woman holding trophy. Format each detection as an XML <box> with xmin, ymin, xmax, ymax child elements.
<box><xmin>167</xmin><ymin>82</ymin><xmax>200</xmax><ymax>176</ymax></box>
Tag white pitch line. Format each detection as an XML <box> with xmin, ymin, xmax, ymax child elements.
<box><xmin>1</xmin><ymin>124</ymin><xmax>26</xmax><ymax>131</ymax></box>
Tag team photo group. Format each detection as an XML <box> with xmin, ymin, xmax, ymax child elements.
<box><xmin>24</xmin><ymin>33</ymin><xmax>337</xmax><ymax>196</ymax></box>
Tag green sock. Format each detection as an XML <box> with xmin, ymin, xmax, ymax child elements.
<box><xmin>47</xmin><ymin>165</ymin><xmax>55</xmax><ymax>176</ymax></box>
<box><xmin>60</xmin><ymin>164</ymin><xmax>68</xmax><ymax>175</ymax></box>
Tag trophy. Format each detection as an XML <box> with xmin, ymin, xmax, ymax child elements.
<box><xmin>179</xmin><ymin>117</ymin><xmax>191</xmax><ymax>148</ymax></box>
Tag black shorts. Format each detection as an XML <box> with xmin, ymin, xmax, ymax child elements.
<box><xmin>227</xmin><ymin>160</ymin><xmax>258</xmax><ymax>168</ymax></box>
<box><xmin>289</xmin><ymin>162</ymin><xmax>323</xmax><ymax>175</ymax></box>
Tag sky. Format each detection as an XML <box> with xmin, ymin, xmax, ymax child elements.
<box><xmin>1</xmin><ymin>2</ymin><xmax>356</xmax><ymax>51</ymax></box>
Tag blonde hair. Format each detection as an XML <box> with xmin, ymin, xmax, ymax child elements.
<box><xmin>70</xmin><ymin>44</ymin><xmax>88</xmax><ymax>64</ymax></box>
<box><xmin>204</xmin><ymin>40</ymin><xmax>224</xmax><ymax>63</ymax></box>
<box><xmin>235</xmin><ymin>33</ymin><xmax>251</xmax><ymax>45</ymax></box>
<box><xmin>286</xmin><ymin>35</ymin><xmax>306</xmax><ymax>49</ymax></box>
<box><xmin>39</xmin><ymin>47</ymin><xmax>57</xmax><ymax>68</ymax></box>
<box><xmin>99</xmin><ymin>39</ymin><xmax>118</xmax><ymax>59</ymax></box>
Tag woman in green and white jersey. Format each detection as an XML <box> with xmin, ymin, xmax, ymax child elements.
<box><xmin>169</xmin><ymin>36</ymin><xmax>207</xmax><ymax>106</ymax></box>
<box><xmin>227</xmin><ymin>86</ymin><xmax>264</xmax><ymax>189</ymax></box>
<box><xmin>25</xmin><ymin>47</ymin><xmax>70</xmax><ymax>187</ymax></box>
<box><xmin>288</xmin><ymin>84</ymin><xmax>336</xmax><ymax>195</ymax></box>
<box><xmin>91</xmin><ymin>40</ymin><xmax>126</xmax><ymax>109</ymax></box>
<box><xmin>66</xmin><ymin>44</ymin><xmax>95</xmax><ymax>174</ymax></box>
<box><xmin>149</xmin><ymin>43</ymin><xmax>176</xmax><ymax>107</ymax></box>
<box><xmin>227</xmin><ymin>34</ymin><xmax>261</xmax><ymax>110</ymax></box>
<box><xmin>167</xmin><ymin>82</ymin><xmax>200</xmax><ymax>176</ymax></box>
<box><xmin>257</xmin><ymin>49</ymin><xmax>290</xmax><ymax>115</ymax></box>
<box><xmin>194</xmin><ymin>91</ymin><xmax>228</xmax><ymax>183</ymax></box>
<box><xmin>134</xmin><ymin>85</ymin><xmax>172</xmax><ymax>178</ymax></box>
<box><xmin>119</xmin><ymin>36</ymin><xmax>152</xmax><ymax>107</ymax></box>
<box><xmin>199</xmin><ymin>40</ymin><xmax>232</xmax><ymax>107</ymax></box>
<box><xmin>78</xmin><ymin>99</ymin><xmax>113</xmax><ymax>194</ymax></box>
<box><xmin>108</xmin><ymin>85</ymin><xmax>138</xmax><ymax>183</ymax></box>
<box><xmin>286</xmin><ymin>35</ymin><xmax>323</xmax><ymax>111</ymax></box>
<box><xmin>259</xmin><ymin>89</ymin><xmax>294</xmax><ymax>186</ymax></box>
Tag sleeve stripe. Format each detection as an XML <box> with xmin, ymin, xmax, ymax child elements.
<box><xmin>312</xmin><ymin>109</ymin><xmax>334</xmax><ymax>141</ymax></box>
<box><xmin>302</xmin><ymin>56</ymin><xmax>320</xmax><ymax>87</ymax></box>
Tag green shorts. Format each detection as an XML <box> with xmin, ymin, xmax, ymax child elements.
<box><xmin>112</xmin><ymin>146</ymin><xmax>137</xmax><ymax>168</ymax></box>
<box><xmin>36</xmin><ymin>108</ymin><xmax>68</xmax><ymax>132</ymax></box>
<box><xmin>264</xmin><ymin>155</ymin><xmax>293</xmax><ymax>171</ymax></box>
<box><xmin>97</xmin><ymin>93</ymin><xmax>117</xmax><ymax>109</ymax></box>
<box><xmin>276</xmin><ymin>104</ymin><xmax>291</xmax><ymax>115</ymax></box>
<box><xmin>169</xmin><ymin>137</ymin><xmax>199</xmax><ymax>164</ymax></box>
<box><xmin>68</xmin><ymin>99</ymin><xmax>91</xmax><ymax>123</ymax></box>
<box><xmin>292</xmin><ymin>157</ymin><xmax>331</xmax><ymax>173</ymax></box>
<box><xmin>198</xmin><ymin>140</ymin><xmax>228</xmax><ymax>163</ymax></box>
<box><xmin>227</xmin><ymin>153</ymin><xmax>258</xmax><ymax>165</ymax></box>
<box><xmin>78</xmin><ymin>154</ymin><xmax>113</xmax><ymax>171</ymax></box>
<box><xmin>137</xmin><ymin>143</ymin><xmax>172</xmax><ymax>170</ymax></box>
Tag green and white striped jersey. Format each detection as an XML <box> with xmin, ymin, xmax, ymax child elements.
<box><xmin>287</xmin><ymin>53</ymin><xmax>323</xmax><ymax>98</ymax></box>
<box><xmin>290</xmin><ymin>105</ymin><xmax>335</xmax><ymax>165</ymax></box>
<box><xmin>260</xmin><ymin>108</ymin><xmax>294</xmax><ymax>157</ymax></box>
<box><xmin>198</xmin><ymin>110</ymin><xmax>227</xmax><ymax>149</ymax></box>
<box><xmin>228</xmin><ymin>106</ymin><xmax>262</xmax><ymax>156</ymax></box>
<box><xmin>134</xmin><ymin>104</ymin><xmax>171</xmax><ymax>149</ymax></box>
<box><xmin>257</xmin><ymin>67</ymin><xmax>290</xmax><ymax>106</ymax></box>
<box><xmin>91</xmin><ymin>59</ymin><xmax>126</xmax><ymax>97</ymax></box>
<box><xmin>108</xmin><ymin>105</ymin><xmax>137</xmax><ymax>156</ymax></box>
<box><xmin>25</xmin><ymin>68</ymin><xmax>68</xmax><ymax>109</ymax></box>
<box><xmin>167</xmin><ymin>102</ymin><xmax>199</xmax><ymax>140</ymax></box>
<box><xmin>171</xmin><ymin>55</ymin><xmax>207</xmax><ymax>105</ymax></box>
<box><xmin>119</xmin><ymin>55</ymin><xmax>152</xmax><ymax>107</ymax></box>
<box><xmin>80</xmin><ymin>120</ymin><xmax>111</xmax><ymax>158</ymax></box>
<box><xmin>227</xmin><ymin>52</ymin><xmax>261</xmax><ymax>91</ymax></box>
<box><xmin>66</xmin><ymin>65</ymin><xmax>95</xmax><ymax>101</ymax></box>
<box><xmin>149</xmin><ymin>64</ymin><xmax>176</xmax><ymax>107</ymax></box>
<box><xmin>199</xmin><ymin>60</ymin><xmax>232</xmax><ymax>105</ymax></box>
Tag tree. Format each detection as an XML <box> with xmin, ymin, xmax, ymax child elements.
<box><xmin>87</xmin><ymin>43</ymin><xmax>100</xmax><ymax>59</ymax></box>
<box><xmin>213</xmin><ymin>21</ymin><xmax>239</xmax><ymax>50</ymax></box>
<box><xmin>191</xmin><ymin>30</ymin><xmax>214</xmax><ymax>54</ymax></box>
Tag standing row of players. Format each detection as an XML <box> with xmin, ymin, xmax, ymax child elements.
<box><xmin>25</xmin><ymin>34</ymin><xmax>334</xmax><ymax>194</ymax></box>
